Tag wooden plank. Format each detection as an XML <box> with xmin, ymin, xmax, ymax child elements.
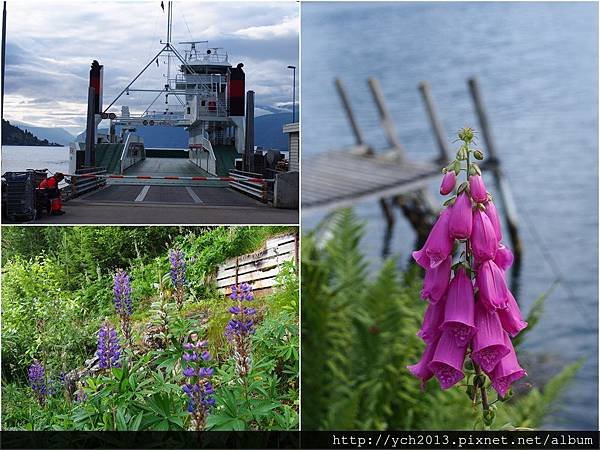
<box><xmin>217</xmin><ymin>266</ymin><xmax>282</xmax><ymax>288</ymax></box>
<box><xmin>217</xmin><ymin>241</ymin><xmax>295</xmax><ymax>271</ymax></box>
<box><xmin>216</xmin><ymin>251</ymin><xmax>294</xmax><ymax>280</ymax></box>
<box><xmin>214</xmin><ymin>233</ymin><xmax>297</xmax><ymax>295</ymax></box>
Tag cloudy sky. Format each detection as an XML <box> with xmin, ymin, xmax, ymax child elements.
<box><xmin>3</xmin><ymin>0</ymin><xmax>299</xmax><ymax>134</ymax></box>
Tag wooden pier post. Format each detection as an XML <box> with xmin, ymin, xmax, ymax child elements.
<box><xmin>468</xmin><ymin>77</ymin><xmax>522</xmax><ymax>266</ymax></box>
<box><xmin>334</xmin><ymin>78</ymin><xmax>370</xmax><ymax>154</ymax></box>
<box><xmin>418</xmin><ymin>81</ymin><xmax>451</xmax><ymax>163</ymax></box>
<box><xmin>367</xmin><ymin>77</ymin><xmax>405</xmax><ymax>161</ymax></box>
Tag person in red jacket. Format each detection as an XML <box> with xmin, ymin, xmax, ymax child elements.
<box><xmin>39</xmin><ymin>172</ymin><xmax>65</xmax><ymax>215</ymax></box>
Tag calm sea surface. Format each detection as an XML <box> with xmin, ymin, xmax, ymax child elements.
<box><xmin>1</xmin><ymin>146</ymin><xmax>70</xmax><ymax>175</ymax></box>
<box><xmin>302</xmin><ymin>2</ymin><xmax>598</xmax><ymax>430</ymax></box>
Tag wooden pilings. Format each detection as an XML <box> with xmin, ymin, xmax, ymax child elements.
<box><xmin>468</xmin><ymin>77</ymin><xmax>522</xmax><ymax>267</ymax></box>
<box><xmin>419</xmin><ymin>81</ymin><xmax>451</xmax><ymax>163</ymax></box>
<box><xmin>334</xmin><ymin>78</ymin><xmax>370</xmax><ymax>154</ymax></box>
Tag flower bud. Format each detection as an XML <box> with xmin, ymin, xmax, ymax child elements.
<box><xmin>440</xmin><ymin>171</ymin><xmax>457</xmax><ymax>195</ymax></box>
<box><xmin>473</xmin><ymin>150</ymin><xmax>484</xmax><ymax>160</ymax></box>
<box><xmin>458</xmin><ymin>127</ymin><xmax>474</xmax><ymax>143</ymax></box>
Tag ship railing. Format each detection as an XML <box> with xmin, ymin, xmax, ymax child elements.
<box><xmin>183</xmin><ymin>52</ymin><xmax>228</xmax><ymax>64</ymax></box>
<box><xmin>228</xmin><ymin>170</ymin><xmax>268</xmax><ymax>203</ymax></box>
<box><xmin>68</xmin><ymin>167</ymin><xmax>107</xmax><ymax>198</ymax></box>
<box><xmin>119</xmin><ymin>134</ymin><xmax>145</xmax><ymax>174</ymax></box>
<box><xmin>188</xmin><ymin>135</ymin><xmax>217</xmax><ymax>175</ymax></box>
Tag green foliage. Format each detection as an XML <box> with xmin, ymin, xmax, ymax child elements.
<box><xmin>1</xmin><ymin>226</ymin><xmax>298</xmax><ymax>431</ymax></box>
<box><xmin>301</xmin><ymin>209</ymin><xmax>580</xmax><ymax>431</ymax></box>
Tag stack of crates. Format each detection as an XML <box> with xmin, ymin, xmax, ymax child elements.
<box><xmin>2</xmin><ymin>170</ymin><xmax>47</xmax><ymax>222</ymax></box>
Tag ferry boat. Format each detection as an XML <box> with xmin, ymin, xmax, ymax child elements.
<box><xmin>70</xmin><ymin>1</ymin><xmax>248</xmax><ymax>179</ymax></box>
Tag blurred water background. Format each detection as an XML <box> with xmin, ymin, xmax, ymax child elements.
<box><xmin>1</xmin><ymin>146</ymin><xmax>69</xmax><ymax>175</ymax></box>
<box><xmin>302</xmin><ymin>1</ymin><xmax>598</xmax><ymax>430</ymax></box>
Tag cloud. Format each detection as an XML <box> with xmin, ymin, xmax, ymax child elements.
<box><xmin>3</xmin><ymin>0</ymin><xmax>299</xmax><ymax>134</ymax></box>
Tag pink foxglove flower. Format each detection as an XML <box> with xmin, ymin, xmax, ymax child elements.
<box><xmin>494</xmin><ymin>243</ymin><xmax>514</xmax><ymax>271</ymax></box>
<box><xmin>440</xmin><ymin>171</ymin><xmax>457</xmax><ymax>195</ymax></box>
<box><xmin>498</xmin><ymin>291</ymin><xmax>528</xmax><ymax>337</ymax></box>
<box><xmin>428</xmin><ymin>330</ymin><xmax>467</xmax><ymax>390</ymax></box>
<box><xmin>476</xmin><ymin>260</ymin><xmax>509</xmax><ymax>311</ymax></box>
<box><xmin>471</xmin><ymin>210</ymin><xmax>498</xmax><ymax>262</ymax></box>
<box><xmin>471</xmin><ymin>301</ymin><xmax>510</xmax><ymax>373</ymax></box>
<box><xmin>407</xmin><ymin>337</ymin><xmax>439</xmax><ymax>389</ymax></box>
<box><xmin>440</xmin><ymin>268</ymin><xmax>476</xmax><ymax>347</ymax></box>
<box><xmin>469</xmin><ymin>175</ymin><xmax>487</xmax><ymax>203</ymax></box>
<box><xmin>421</xmin><ymin>256</ymin><xmax>451</xmax><ymax>304</ymax></box>
<box><xmin>483</xmin><ymin>200</ymin><xmax>503</xmax><ymax>241</ymax></box>
<box><xmin>449</xmin><ymin>193</ymin><xmax>472</xmax><ymax>240</ymax></box>
<box><xmin>412</xmin><ymin>208</ymin><xmax>454</xmax><ymax>269</ymax></box>
<box><xmin>417</xmin><ymin>298</ymin><xmax>445</xmax><ymax>344</ymax></box>
<box><xmin>491</xmin><ymin>333</ymin><xmax>527</xmax><ymax>398</ymax></box>
<box><xmin>410</xmin><ymin>128</ymin><xmax>527</xmax><ymax>407</ymax></box>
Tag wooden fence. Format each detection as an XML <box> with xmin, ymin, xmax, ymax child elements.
<box><xmin>215</xmin><ymin>233</ymin><xmax>298</xmax><ymax>296</ymax></box>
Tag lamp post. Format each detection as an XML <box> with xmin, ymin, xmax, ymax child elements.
<box><xmin>287</xmin><ymin>65</ymin><xmax>296</xmax><ymax>123</ymax></box>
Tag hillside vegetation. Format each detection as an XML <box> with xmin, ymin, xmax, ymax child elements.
<box><xmin>2</xmin><ymin>119</ymin><xmax>62</xmax><ymax>147</ymax></box>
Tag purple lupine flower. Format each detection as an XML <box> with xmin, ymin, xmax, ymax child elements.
<box><xmin>469</xmin><ymin>175</ymin><xmax>487</xmax><ymax>203</ymax></box>
<box><xmin>449</xmin><ymin>192</ymin><xmax>473</xmax><ymax>240</ymax></box>
<box><xmin>114</xmin><ymin>269</ymin><xmax>133</xmax><ymax>344</ymax></box>
<box><xmin>97</xmin><ymin>321</ymin><xmax>121</xmax><ymax>369</ymax></box>
<box><xmin>182</xmin><ymin>338</ymin><xmax>214</xmax><ymax>431</ymax></box>
<box><xmin>471</xmin><ymin>210</ymin><xmax>498</xmax><ymax>262</ymax></box>
<box><xmin>169</xmin><ymin>249</ymin><xmax>186</xmax><ymax>288</ymax></box>
<box><xmin>476</xmin><ymin>260</ymin><xmax>509</xmax><ymax>311</ymax></box>
<box><xmin>440</xmin><ymin>171</ymin><xmax>457</xmax><ymax>195</ymax></box>
<box><xmin>490</xmin><ymin>333</ymin><xmax>527</xmax><ymax>398</ymax></box>
<box><xmin>471</xmin><ymin>301</ymin><xmax>510</xmax><ymax>373</ymax></box>
<box><xmin>407</xmin><ymin>336</ymin><xmax>439</xmax><ymax>390</ymax></box>
<box><xmin>225</xmin><ymin>283</ymin><xmax>256</xmax><ymax>378</ymax></box>
<box><xmin>428</xmin><ymin>330</ymin><xmax>467</xmax><ymax>390</ymax></box>
<box><xmin>483</xmin><ymin>200</ymin><xmax>503</xmax><ymax>241</ymax></box>
<box><xmin>498</xmin><ymin>291</ymin><xmax>528</xmax><ymax>337</ymax></box>
<box><xmin>440</xmin><ymin>267</ymin><xmax>476</xmax><ymax>347</ymax></box>
<box><xmin>113</xmin><ymin>269</ymin><xmax>132</xmax><ymax>316</ymax></box>
<box><xmin>420</xmin><ymin>256</ymin><xmax>451</xmax><ymax>304</ymax></box>
<box><xmin>29</xmin><ymin>360</ymin><xmax>47</xmax><ymax>405</ymax></box>
<box><xmin>417</xmin><ymin>298</ymin><xmax>445</xmax><ymax>344</ymax></box>
<box><xmin>412</xmin><ymin>208</ymin><xmax>454</xmax><ymax>269</ymax></box>
<box><xmin>494</xmin><ymin>243</ymin><xmax>514</xmax><ymax>271</ymax></box>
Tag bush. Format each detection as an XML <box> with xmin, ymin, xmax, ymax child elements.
<box><xmin>1</xmin><ymin>226</ymin><xmax>299</xmax><ymax>431</ymax></box>
<box><xmin>301</xmin><ymin>209</ymin><xmax>580</xmax><ymax>430</ymax></box>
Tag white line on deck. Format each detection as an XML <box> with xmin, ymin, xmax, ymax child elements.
<box><xmin>185</xmin><ymin>186</ymin><xmax>204</xmax><ymax>204</ymax></box>
<box><xmin>135</xmin><ymin>185</ymin><xmax>151</xmax><ymax>202</ymax></box>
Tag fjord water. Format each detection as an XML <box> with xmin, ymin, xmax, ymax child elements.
<box><xmin>1</xmin><ymin>146</ymin><xmax>70</xmax><ymax>175</ymax></box>
<box><xmin>302</xmin><ymin>2</ymin><xmax>598</xmax><ymax>429</ymax></box>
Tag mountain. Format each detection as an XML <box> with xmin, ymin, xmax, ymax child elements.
<box><xmin>75</xmin><ymin>111</ymin><xmax>297</xmax><ymax>150</ymax></box>
<box><xmin>12</xmin><ymin>121</ymin><xmax>75</xmax><ymax>146</ymax></box>
<box><xmin>1</xmin><ymin>119</ymin><xmax>62</xmax><ymax>146</ymax></box>
<box><xmin>254</xmin><ymin>112</ymin><xmax>296</xmax><ymax>150</ymax></box>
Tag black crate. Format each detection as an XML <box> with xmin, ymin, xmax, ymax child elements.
<box><xmin>2</xmin><ymin>171</ymin><xmax>39</xmax><ymax>221</ymax></box>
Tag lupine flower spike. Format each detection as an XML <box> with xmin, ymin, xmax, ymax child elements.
<box><xmin>225</xmin><ymin>282</ymin><xmax>256</xmax><ymax>378</ymax></box>
<box><xmin>169</xmin><ymin>249</ymin><xmax>187</xmax><ymax>310</ymax></box>
<box><xmin>408</xmin><ymin>127</ymin><xmax>527</xmax><ymax>425</ymax></box>
<box><xmin>97</xmin><ymin>321</ymin><xmax>121</xmax><ymax>369</ymax></box>
<box><xmin>182</xmin><ymin>338</ymin><xmax>215</xmax><ymax>431</ymax></box>
<box><xmin>29</xmin><ymin>360</ymin><xmax>47</xmax><ymax>406</ymax></box>
<box><xmin>113</xmin><ymin>269</ymin><xmax>133</xmax><ymax>345</ymax></box>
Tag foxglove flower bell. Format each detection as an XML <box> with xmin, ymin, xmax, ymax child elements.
<box><xmin>449</xmin><ymin>192</ymin><xmax>473</xmax><ymax>240</ymax></box>
<box><xmin>412</xmin><ymin>208</ymin><xmax>454</xmax><ymax>269</ymax></box>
